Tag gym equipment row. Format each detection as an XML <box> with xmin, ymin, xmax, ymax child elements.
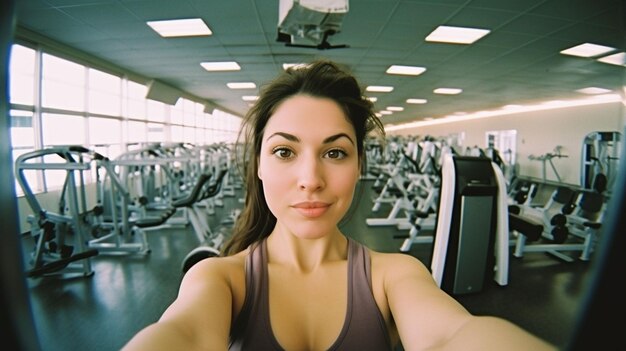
<box><xmin>361</xmin><ymin>131</ymin><xmax>620</xmax><ymax>295</ymax></box>
<box><xmin>16</xmin><ymin>142</ymin><xmax>238</xmax><ymax>278</ymax></box>
<box><xmin>508</xmin><ymin>181</ymin><xmax>606</xmax><ymax>262</ymax></box>
<box><xmin>365</xmin><ymin>135</ymin><xmax>509</xmax><ymax>254</ymax></box>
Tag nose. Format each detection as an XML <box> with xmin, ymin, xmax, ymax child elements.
<box><xmin>297</xmin><ymin>154</ymin><xmax>325</xmax><ymax>191</ymax></box>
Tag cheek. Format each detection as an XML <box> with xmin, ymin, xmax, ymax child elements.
<box><xmin>333</xmin><ymin>164</ymin><xmax>360</xmax><ymax>195</ymax></box>
<box><xmin>258</xmin><ymin>160</ymin><xmax>284</xmax><ymax>196</ymax></box>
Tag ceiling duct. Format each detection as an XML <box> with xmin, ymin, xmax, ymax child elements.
<box><xmin>145</xmin><ymin>79</ymin><xmax>181</xmax><ymax>105</ymax></box>
<box><xmin>277</xmin><ymin>0</ymin><xmax>349</xmax><ymax>47</ymax></box>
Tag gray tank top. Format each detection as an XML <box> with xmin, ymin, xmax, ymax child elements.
<box><xmin>229</xmin><ymin>237</ymin><xmax>392</xmax><ymax>350</ymax></box>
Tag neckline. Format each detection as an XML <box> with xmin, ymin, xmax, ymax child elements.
<box><xmin>261</xmin><ymin>237</ymin><xmax>354</xmax><ymax>351</ymax></box>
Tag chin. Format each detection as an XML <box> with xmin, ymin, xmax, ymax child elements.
<box><xmin>288</xmin><ymin>222</ymin><xmax>336</xmax><ymax>240</ymax></box>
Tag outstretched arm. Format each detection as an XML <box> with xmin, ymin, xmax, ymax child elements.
<box><xmin>122</xmin><ymin>258</ymin><xmax>234</xmax><ymax>351</ymax></box>
<box><xmin>384</xmin><ymin>254</ymin><xmax>556</xmax><ymax>351</ymax></box>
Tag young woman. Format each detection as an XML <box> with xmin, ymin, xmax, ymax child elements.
<box><xmin>123</xmin><ymin>60</ymin><xmax>555</xmax><ymax>350</ymax></box>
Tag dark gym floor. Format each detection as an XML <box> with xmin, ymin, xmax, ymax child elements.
<box><xmin>21</xmin><ymin>179</ymin><xmax>593</xmax><ymax>351</ymax></box>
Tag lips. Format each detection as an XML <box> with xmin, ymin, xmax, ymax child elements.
<box><xmin>292</xmin><ymin>201</ymin><xmax>331</xmax><ymax>218</ymax></box>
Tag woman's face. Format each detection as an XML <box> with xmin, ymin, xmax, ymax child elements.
<box><xmin>258</xmin><ymin>94</ymin><xmax>360</xmax><ymax>239</ymax></box>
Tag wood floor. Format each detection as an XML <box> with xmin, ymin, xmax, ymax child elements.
<box><xmin>22</xmin><ymin>179</ymin><xmax>594</xmax><ymax>351</ymax></box>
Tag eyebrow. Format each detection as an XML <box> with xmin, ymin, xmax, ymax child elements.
<box><xmin>266</xmin><ymin>132</ymin><xmax>355</xmax><ymax>145</ymax></box>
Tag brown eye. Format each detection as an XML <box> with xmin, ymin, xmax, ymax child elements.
<box><xmin>273</xmin><ymin>147</ymin><xmax>294</xmax><ymax>159</ymax></box>
<box><xmin>325</xmin><ymin>148</ymin><xmax>347</xmax><ymax>159</ymax></box>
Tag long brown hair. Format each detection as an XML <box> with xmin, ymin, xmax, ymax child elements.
<box><xmin>221</xmin><ymin>60</ymin><xmax>385</xmax><ymax>256</ymax></box>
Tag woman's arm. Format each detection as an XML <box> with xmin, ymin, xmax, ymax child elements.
<box><xmin>122</xmin><ymin>257</ymin><xmax>235</xmax><ymax>351</ymax></box>
<box><xmin>383</xmin><ymin>254</ymin><xmax>556</xmax><ymax>351</ymax></box>
<box><xmin>432</xmin><ymin>316</ymin><xmax>556</xmax><ymax>351</ymax></box>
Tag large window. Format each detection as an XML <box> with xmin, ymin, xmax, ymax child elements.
<box><xmin>88</xmin><ymin>68</ymin><xmax>121</xmax><ymax>116</ymax></box>
<box><xmin>42</xmin><ymin>54</ymin><xmax>86</xmax><ymax>111</ymax></box>
<box><xmin>9</xmin><ymin>44</ymin><xmax>36</xmax><ymax>106</ymax></box>
<box><xmin>89</xmin><ymin>117</ymin><xmax>121</xmax><ymax>146</ymax></box>
<box><xmin>127</xmin><ymin>80</ymin><xmax>148</xmax><ymax>119</ymax></box>
<box><xmin>146</xmin><ymin>99</ymin><xmax>165</xmax><ymax>122</ymax></box>
<box><xmin>8</xmin><ymin>43</ymin><xmax>242</xmax><ymax>196</ymax></box>
<box><xmin>42</xmin><ymin>113</ymin><xmax>85</xmax><ymax>146</ymax></box>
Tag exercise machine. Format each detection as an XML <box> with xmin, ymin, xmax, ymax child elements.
<box><xmin>430</xmin><ymin>154</ymin><xmax>509</xmax><ymax>295</ymax></box>
<box><xmin>15</xmin><ymin>146</ymin><xmax>100</xmax><ymax>278</ymax></box>
<box><xmin>511</xmin><ymin>187</ymin><xmax>604</xmax><ymax>262</ymax></box>
<box><xmin>177</xmin><ymin>169</ymin><xmax>230</xmax><ymax>273</ymax></box>
<box><xmin>581</xmin><ymin>131</ymin><xmax>621</xmax><ymax>194</ymax></box>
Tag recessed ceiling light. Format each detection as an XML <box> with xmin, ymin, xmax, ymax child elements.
<box><xmin>387</xmin><ymin>106</ymin><xmax>404</xmax><ymax>111</ymax></box>
<box><xmin>379</xmin><ymin>110</ymin><xmax>392</xmax><ymax>115</ymax></box>
<box><xmin>406</xmin><ymin>98</ymin><xmax>427</xmax><ymax>104</ymax></box>
<box><xmin>366</xmin><ymin>96</ymin><xmax>378</xmax><ymax>102</ymax></box>
<box><xmin>200</xmin><ymin>61</ymin><xmax>241</xmax><ymax>71</ymax></box>
<box><xmin>227</xmin><ymin>82</ymin><xmax>256</xmax><ymax>89</ymax></box>
<box><xmin>560</xmin><ymin>43</ymin><xmax>616</xmax><ymax>58</ymax></box>
<box><xmin>425</xmin><ymin>25</ymin><xmax>490</xmax><ymax>44</ymax></box>
<box><xmin>597</xmin><ymin>52</ymin><xmax>626</xmax><ymax>66</ymax></box>
<box><xmin>375</xmin><ymin>112</ymin><xmax>383</xmax><ymax>117</ymax></box>
<box><xmin>576</xmin><ymin>87</ymin><xmax>612</xmax><ymax>95</ymax></box>
<box><xmin>386</xmin><ymin>65</ymin><xmax>426</xmax><ymax>76</ymax></box>
<box><xmin>147</xmin><ymin>18</ymin><xmax>212</xmax><ymax>38</ymax></box>
<box><xmin>242</xmin><ymin>95</ymin><xmax>258</xmax><ymax>101</ymax></box>
<box><xmin>283</xmin><ymin>63</ymin><xmax>309</xmax><ymax>70</ymax></box>
<box><xmin>366</xmin><ymin>86</ymin><xmax>394</xmax><ymax>92</ymax></box>
<box><xmin>434</xmin><ymin>88</ymin><xmax>462</xmax><ymax>95</ymax></box>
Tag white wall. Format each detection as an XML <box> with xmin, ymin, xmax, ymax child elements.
<box><xmin>389</xmin><ymin>101</ymin><xmax>624</xmax><ymax>187</ymax></box>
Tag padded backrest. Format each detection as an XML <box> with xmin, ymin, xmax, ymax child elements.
<box><xmin>544</xmin><ymin>186</ymin><xmax>577</xmax><ymax>219</ymax></box>
<box><xmin>593</xmin><ymin>173</ymin><xmax>608</xmax><ymax>194</ymax></box>
<box><xmin>576</xmin><ymin>191</ymin><xmax>605</xmax><ymax>222</ymax></box>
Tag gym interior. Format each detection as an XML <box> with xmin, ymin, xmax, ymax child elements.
<box><xmin>1</xmin><ymin>1</ymin><xmax>625</xmax><ymax>350</ymax></box>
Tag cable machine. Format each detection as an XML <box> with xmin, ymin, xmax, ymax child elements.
<box><xmin>581</xmin><ymin>131</ymin><xmax>621</xmax><ymax>194</ymax></box>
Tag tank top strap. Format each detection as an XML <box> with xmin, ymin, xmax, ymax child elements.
<box><xmin>229</xmin><ymin>239</ymin><xmax>279</xmax><ymax>350</ymax></box>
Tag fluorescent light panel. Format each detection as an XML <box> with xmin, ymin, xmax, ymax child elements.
<box><xmin>387</xmin><ymin>106</ymin><xmax>404</xmax><ymax>111</ymax></box>
<box><xmin>283</xmin><ymin>63</ymin><xmax>309</xmax><ymax>70</ymax></box>
<box><xmin>201</xmin><ymin>61</ymin><xmax>241</xmax><ymax>71</ymax></box>
<box><xmin>576</xmin><ymin>87</ymin><xmax>612</xmax><ymax>95</ymax></box>
<box><xmin>597</xmin><ymin>52</ymin><xmax>626</xmax><ymax>66</ymax></box>
<box><xmin>425</xmin><ymin>25</ymin><xmax>490</xmax><ymax>44</ymax></box>
<box><xmin>560</xmin><ymin>43</ymin><xmax>616</xmax><ymax>58</ymax></box>
<box><xmin>366</xmin><ymin>86</ymin><xmax>394</xmax><ymax>92</ymax></box>
<box><xmin>406</xmin><ymin>98</ymin><xmax>427</xmax><ymax>104</ymax></box>
<box><xmin>366</xmin><ymin>96</ymin><xmax>378</xmax><ymax>102</ymax></box>
<box><xmin>434</xmin><ymin>88</ymin><xmax>462</xmax><ymax>95</ymax></box>
<box><xmin>386</xmin><ymin>65</ymin><xmax>426</xmax><ymax>76</ymax></box>
<box><xmin>227</xmin><ymin>82</ymin><xmax>256</xmax><ymax>89</ymax></box>
<box><xmin>242</xmin><ymin>95</ymin><xmax>258</xmax><ymax>101</ymax></box>
<box><xmin>147</xmin><ymin>18</ymin><xmax>212</xmax><ymax>37</ymax></box>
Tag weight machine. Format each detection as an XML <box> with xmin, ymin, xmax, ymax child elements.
<box><xmin>511</xmin><ymin>187</ymin><xmax>604</xmax><ymax>262</ymax></box>
<box><xmin>15</xmin><ymin>146</ymin><xmax>100</xmax><ymax>278</ymax></box>
<box><xmin>581</xmin><ymin>131</ymin><xmax>621</xmax><ymax>194</ymax></box>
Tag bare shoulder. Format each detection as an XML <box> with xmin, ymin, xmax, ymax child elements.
<box><xmin>368</xmin><ymin>250</ymin><xmax>433</xmax><ymax>281</ymax></box>
<box><xmin>180</xmin><ymin>250</ymin><xmax>247</xmax><ymax>291</ymax></box>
